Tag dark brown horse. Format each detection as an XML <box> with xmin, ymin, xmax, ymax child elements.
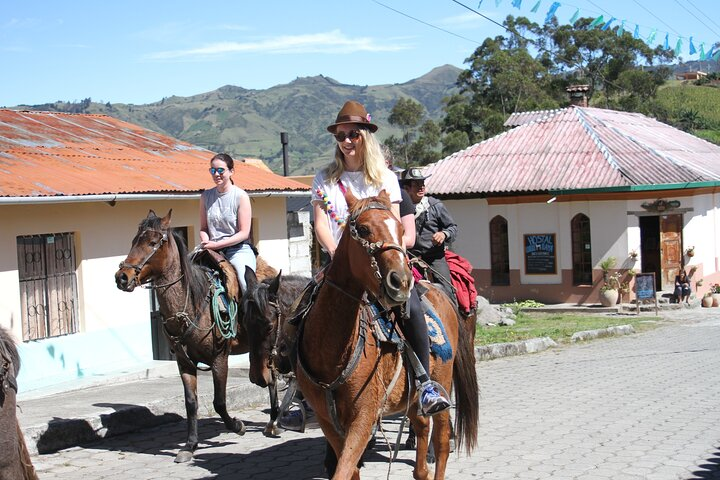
<box><xmin>114</xmin><ymin>209</ymin><xmax>280</xmax><ymax>463</ymax></box>
<box><xmin>295</xmin><ymin>191</ymin><xmax>479</xmax><ymax>479</ymax></box>
<box><xmin>0</xmin><ymin>325</ymin><xmax>38</xmax><ymax>480</ymax></box>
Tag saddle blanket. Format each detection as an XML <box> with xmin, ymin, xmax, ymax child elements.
<box><xmin>370</xmin><ymin>302</ymin><xmax>452</xmax><ymax>362</ymax></box>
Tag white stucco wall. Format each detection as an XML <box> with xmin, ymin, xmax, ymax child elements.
<box><xmin>0</xmin><ymin>196</ymin><xmax>291</xmax><ymax>393</ymax></box>
<box><xmin>442</xmin><ymin>192</ymin><xmax>720</xmax><ymax>288</ymax></box>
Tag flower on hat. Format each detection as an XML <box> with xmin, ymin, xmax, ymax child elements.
<box><xmin>366</xmin><ymin>113</ymin><xmax>372</xmax><ymax>122</ymax></box>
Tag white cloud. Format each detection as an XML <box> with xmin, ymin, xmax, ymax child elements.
<box><xmin>145</xmin><ymin>29</ymin><xmax>409</xmax><ymax>60</ymax></box>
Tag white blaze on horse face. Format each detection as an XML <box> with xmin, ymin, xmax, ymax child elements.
<box><xmin>383</xmin><ymin>218</ymin><xmax>402</xmax><ymax>248</ymax></box>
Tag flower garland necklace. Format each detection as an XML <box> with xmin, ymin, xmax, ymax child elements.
<box><xmin>316</xmin><ymin>185</ymin><xmax>346</xmax><ymax>227</ymax></box>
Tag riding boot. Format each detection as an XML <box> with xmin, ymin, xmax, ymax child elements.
<box><xmin>399</xmin><ymin>288</ymin><xmax>451</xmax><ymax>416</ymax></box>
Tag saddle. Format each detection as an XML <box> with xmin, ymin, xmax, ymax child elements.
<box><xmin>193</xmin><ymin>248</ymin><xmax>240</xmax><ymax>303</ymax></box>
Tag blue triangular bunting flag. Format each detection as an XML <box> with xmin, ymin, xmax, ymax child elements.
<box><xmin>675</xmin><ymin>38</ymin><xmax>683</xmax><ymax>55</ymax></box>
<box><xmin>512</xmin><ymin>0</ymin><xmax>522</xmax><ymax>8</ymax></box>
<box><xmin>664</xmin><ymin>33</ymin><xmax>669</xmax><ymax>49</ymax></box>
<box><xmin>545</xmin><ymin>2</ymin><xmax>560</xmax><ymax>23</ymax></box>
<box><xmin>531</xmin><ymin>0</ymin><xmax>541</xmax><ymax>13</ymax></box>
<box><xmin>601</xmin><ymin>17</ymin><xmax>616</xmax><ymax>31</ymax></box>
<box><xmin>689</xmin><ymin>37</ymin><xmax>696</xmax><ymax>55</ymax></box>
<box><xmin>617</xmin><ymin>20</ymin><xmax>625</xmax><ymax>36</ymax></box>
<box><xmin>633</xmin><ymin>24</ymin><xmax>640</xmax><ymax>39</ymax></box>
<box><xmin>569</xmin><ymin>8</ymin><xmax>579</xmax><ymax>24</ymax></box>
<box><xmin>647</xmin><ymin>29</ymin><xmax>657</xmax><ymax>43</ymax></box>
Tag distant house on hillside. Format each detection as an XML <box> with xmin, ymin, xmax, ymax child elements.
<box><xmin>675</xmin><ymin>71</ymin><xmax>707</xmax><ymax>81</ymax></box>
<box><xmin>424</xmin><ymin>106</ymin><xmax>720</xmax><ymax>305</ymax></box>
<box><xmin>0</xmin><ymin>110</ymin><xmax>310</xmax><ymax>394</ymax></box>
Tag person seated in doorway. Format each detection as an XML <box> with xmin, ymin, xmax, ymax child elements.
<box><xmin>674</xmin><ymin>269</ymin><xmax>691</xmax><ymax>304</ymax></box>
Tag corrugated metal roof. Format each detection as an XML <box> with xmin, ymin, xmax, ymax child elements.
<box><xmin>427</xmin><ymin>106</ymin><xmax>720</xmax><ymax>196</ymax></box>
<box><xmin>0</xmin><ymin>110</ymin><xmax>309</xmax><ymax>198</ymax></box>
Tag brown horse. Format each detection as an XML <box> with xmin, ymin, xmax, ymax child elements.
<box><xmin>295</xmin><ymin>191</ymin><xmax>479</xmax><ymax>479</ymax></box>
<box><xmin>114</xmin><ymin>209</ymin><xmax>280</xmax><ymax>463</ymax></box>
<box><xmin>0</xmin><ymin>325</ymin><xmax>38</xmax><ymax>480</ymax></box>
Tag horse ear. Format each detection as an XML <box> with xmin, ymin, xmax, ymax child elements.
<box><xmin>269</xmin><ymin>270</ymin><xmax>282</xmax><ymax>297</ymax></box>
<box><xmin>377</xmin><ymin>189</ymin><xmax>391</xmax><ymax>207</ymax></box>
<box><xmin>160</xmin><ymin>209</ymin><xmax>173</xmax><ymax>229</ymax></box>
<box><xmin>244</xmin><ymin>266</ymin><xmax>258</xmax><ymax>291</ymax></box>
<box><xmin>344</xmin><ymin>188</ymin><xmax>358</xmax><ymax>211</ymax></box>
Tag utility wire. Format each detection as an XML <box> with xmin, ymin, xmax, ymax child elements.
<box><xmin>632</xmin><ymin>0</ymin><xmax>682</xmax><ymax>36</ymax></box>
<box><xmin>681</xmin><ymin>0</ymin><xmax>720</xmax><ymax>37</ymax></box>
<box><xmin>370</xmin><ymin>0</ymin><xmax>483</xmax><ymax>46</ymax></box>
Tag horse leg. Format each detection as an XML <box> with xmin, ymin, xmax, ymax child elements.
<box><xmin>211</xmin><ymin>354</ymin><xmax>246</xmax><ymax>435</ymax></box>
<box><xmin>175</xmin><ymin>363</ymin><xmax>199</xmax><ymax>463</ymax></box>
<box><xmin>410</xmin><ymin>414</ymin><xmax>432</xmax><ymax>480</ymax></box>
<box><xmin>329</xmin><ymin>419</ymin><xmax>375</xmax><ymax>480</ymax></box>
<box><xmin>263</xmin><ymin>370</ymin><xmax>281</xmax><ymax>437</ymax></box>
<box><xmin>429</xmin><ymin>411</ymin><xmax>452</xmax><ymax>479</ymax></box>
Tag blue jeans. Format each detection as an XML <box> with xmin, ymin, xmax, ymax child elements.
<box><xmin>223</xmin><ymin>243</ymin><xmax>256</xmax><ymax>292</ymax></box>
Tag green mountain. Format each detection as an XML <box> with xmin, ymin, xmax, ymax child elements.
<box><xmin>24</xmin><ymin>65</ymin><xmax>462</xmax><ymax>175</ymax></box>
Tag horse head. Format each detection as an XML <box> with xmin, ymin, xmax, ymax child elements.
<box><xmin>241</xmin><ymin>266</ymin><xmax>279</xmax><ymax>388</ymax></box>
<box><xmin>115</xmin><ymin>209</ymin><xmax>173</xmax><ymax>292</ymax></box>
<box><xmin>340</xmin><ymin>189</ymin><xmax>413</xmax><ymax>307</ymax></box>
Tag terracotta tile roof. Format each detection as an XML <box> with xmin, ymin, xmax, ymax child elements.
<box><xmin>427</xmin><ymin>106</ymin><xmax>720</xmax><ymax>196</ymax></box>
<box><xmin>0</xmin><ymin>110</ymin><xmax>309</xmax><ymax>198</ymax></box>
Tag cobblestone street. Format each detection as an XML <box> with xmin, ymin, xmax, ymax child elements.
<box><xmin>32</xmin><ymin>310</ymin><xmax>720</xmax><ymax>479</ymax></box>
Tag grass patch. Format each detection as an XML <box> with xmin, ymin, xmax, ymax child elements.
<box><xmin>475</xmin><ymin>311</ymin><xmax>662</xmax><ymax>346</ymax></box>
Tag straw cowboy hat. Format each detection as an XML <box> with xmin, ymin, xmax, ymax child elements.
<box><xmin>326</xmin><ymin>100</ymin><xmax>378</xmax><ymax>133</ymax></box>
<box><xmin>400</xmin><ymin>167</ymin><xmax>432</xmax><ymax>183</ymax></box>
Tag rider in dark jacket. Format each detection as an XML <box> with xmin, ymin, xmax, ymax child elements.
<box><xmin>401</xmin><ymin>167</ymin><xmax>458</xmax><ymax>300</ymax></box>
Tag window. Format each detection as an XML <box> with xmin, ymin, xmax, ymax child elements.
<box><xmin>571</xmin><ymin>214</ymin><xmax>592</xmax><ymax>285</ymax></box>
<box><xmin>490</xmin><ymin>216</ymin><xmax>510</xmax><ymax>285</ymax></box>
<box><xmin>17</xmin><ymin>233</ymin><xmax>79</xmax><ymax>341</ymax></box>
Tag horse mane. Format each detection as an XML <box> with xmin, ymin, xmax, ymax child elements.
<box><xmin>0</xmin><ymin>325</ymin><xmax>20</xmax><ymax>378</ymax></box>
<box><xmin>243</xmin><ymin>275</ymin><xmax>310</xmax><ymax>336</ymax></box>
<box><xmin>138</xmin><ymin>215</ymin><xmax>206</xmax><ymax>312</ymax></box>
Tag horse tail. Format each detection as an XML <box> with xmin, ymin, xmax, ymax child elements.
<box><xmin>16</xmin><ymin>423</ymin><xmax>38</xmax><ymax>480</ymax></box>
<box><xmin>452</xmin><ymin>310</ymin><xmax>479</xmax><ymax>454</ymax></box>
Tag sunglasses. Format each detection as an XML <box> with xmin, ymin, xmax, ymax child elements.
<box><xmin>333</xmin><ymin>129</ymin><xmax>362</xmax><ymax>142</ymax></box>
<box><xmin>209</xmin><ymin>167</ymin><xmax>226</xmax><ymax>175</ymax></box>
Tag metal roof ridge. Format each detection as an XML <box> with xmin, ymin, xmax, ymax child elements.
<box><xmin>574</xmin><ymin>107</ymin><xmax>632</xmax><ymax>184</ymax></box>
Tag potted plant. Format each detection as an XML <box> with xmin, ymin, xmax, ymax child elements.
<box><xmin>702</xmin><ymin>292</ymin><xmax>714</xmax><ymax>308</ymax></box>
<box><xmin>599</xmin><ymin>257</ymin><xmax>617</xmax><ymax>282</ymax></box>
<box><xmin>599</xmin><ymin>272</ymin><xmax>621</xmax><ymax>307</ymax></box>
<box><xmin>629</xmin><ymin>249</ymin><xmax>639</xmax><ymax>260</ymax></box>
<box><xmin>711</xmin><ymin>283</ymin><xmax>720</xmax><ymax>307</ymax></box>
<box><xmin>685</xmin><ymin>246</ymin><xmax>695</xmax><ymax>257</ymax></box>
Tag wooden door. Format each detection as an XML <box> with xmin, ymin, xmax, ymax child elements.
<box><xmin>660</xmin><ymin>214</ymin><xmax>683</xmax><ymax>291</ymax></box>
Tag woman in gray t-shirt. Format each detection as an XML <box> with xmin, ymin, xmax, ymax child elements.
<box><xmin>200</xmin><ymin>153</ymin><xmax>256</xmax><ymax>291</ymax></box>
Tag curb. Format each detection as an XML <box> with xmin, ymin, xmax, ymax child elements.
<box><xmin>475</xmin><ymin>337</ymin><xmax>558</xmax><ymax>361</ymax></box>
<box><xmin>23</xmin><ymin>381</ymin><xmax>267</xmax><ymax>456</ymax></box>
<box><xmin>570</xmin><ymin>324</ymin><xmax>636</xmax><ymax>342</ymax></box>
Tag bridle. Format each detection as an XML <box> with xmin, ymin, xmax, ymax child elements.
<box><xmin>347</xmin><ymin>201</ymin><xmax>408</xmax><ymax>283</ymax></box>
<box><xmin>118</xmin><ymin>229</ymin><xmax>183</xmax><ymax>289</ymax></box>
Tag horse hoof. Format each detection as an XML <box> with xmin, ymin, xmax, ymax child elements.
<box><xmin>263</xmin><ymin>423</ymin><xmax>282</xmax><ymax>437</ymax></box>
<box><xmin>233</xmin><ymin>418</ymin><xmax>246</xmax><ymax>436</ymax></box>
<box><xmin>174</xmin><ymin>450</ymin><xmax>194</xmax><ymax>463</ymax></box>
<box><xmin>405</xmin><ymin>437</ymin><xmax>416</xmax><ymax>450</ymax></box>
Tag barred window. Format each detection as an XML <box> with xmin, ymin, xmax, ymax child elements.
<box><xmin>571</xmin><ymin>214</ymin><xmax>592</xmax><ymax>285</ymax></box>
<box><xmin>17</xmin><ymin>233</ymin><xmax>79</xmax><ymax>341</ymax></box>
<box><xmin>490</xmin><ymin>215</ymin><xmax>510</xmax><ymax>286</ymax></box>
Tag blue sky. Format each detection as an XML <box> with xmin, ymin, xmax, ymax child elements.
<box><xmin>2</xmin><ymin>0</ymin><xmax>718</xmax><ymax>107</ymax></box>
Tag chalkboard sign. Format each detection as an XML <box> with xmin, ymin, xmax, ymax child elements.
<box><xmin>635</xmin><ymin>273</ymin><xmax>656</xmax><ymax>300</ymax></box>
<box><xmin>524</xmin><ymin>233</ymin><xmax>557</xmax><ymax>275</ymax></box>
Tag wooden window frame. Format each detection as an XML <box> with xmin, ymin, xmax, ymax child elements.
<box><xmin>490</xmin><ymin>215</ymin><xmax>510</xmax><ymax>286</ymax></box>
<box><xmin>17</xmin><ymin>232</ymin><xmax>79</xmax><ymax>341</ymax></box>
<box><xmin>571</xmin><ymin>214</ymin><xmax>592</xmax><ymax>285</ymax></box>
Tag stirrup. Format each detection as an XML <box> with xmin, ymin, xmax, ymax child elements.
<box><xmin>417</xmin><ymin>380</ymin><xmax>452</xmax><ymax>417</ymax></box>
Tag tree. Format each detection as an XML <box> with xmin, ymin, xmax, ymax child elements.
<box><xmin>387</xmin><ymin>98</ymin><xmax>425</xmax><ymax>166</ymax></box>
